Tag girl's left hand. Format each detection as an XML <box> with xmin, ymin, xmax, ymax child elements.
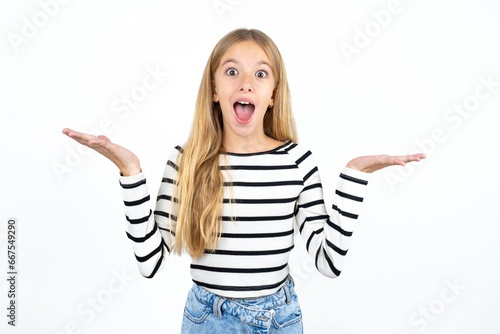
<box><xmin>346</xmin><ymin>153</ymin><xmax>426</xmax><ymax>173</ymax></box>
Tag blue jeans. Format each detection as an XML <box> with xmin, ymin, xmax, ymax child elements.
<box><xmin>181</xmin><ymin>275</ymin><xmax>303</xmax><ymax>334</ymax></box>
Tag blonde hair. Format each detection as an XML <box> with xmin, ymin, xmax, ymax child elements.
<box><xmin>173</xmin><ymin>28</ymin><xmax>297</xmax><ymax>258</ymax></box>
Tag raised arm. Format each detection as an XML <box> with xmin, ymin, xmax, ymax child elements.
<box><xmin>62</xmin><ymin>128</ymin><xmax>175</xmax><ymax>278</ymax></box>
<box><xmin>346</xmin><ymin>153</ymin><xmax>426</xmax><ymax>173</ymax></box>
<box><xmin>62</xmin><ymin>128</ymin><xmax>141</xmax><ymax>176</ymax></box>
<box><xmin>295</xmin><ymin>150</ymin><xmax>426</xmax><ymax>278</ymax></box>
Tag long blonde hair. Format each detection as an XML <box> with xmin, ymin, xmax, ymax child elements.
<box><xmin>173</xmin><ymin>28</ymin><xmax>297</xmax><ymax>258</ymax></box>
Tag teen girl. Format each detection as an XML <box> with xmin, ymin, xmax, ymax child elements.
<box><xmin>63</xmin><ymin>28</ymin><xmax>424</xmax><ymax>333</ymax></box>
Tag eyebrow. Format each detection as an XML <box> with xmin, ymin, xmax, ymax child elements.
<box><xmin>221</xmin><ymin>58</ymin><xmax>272</xmax><ymax>68</ymax></box>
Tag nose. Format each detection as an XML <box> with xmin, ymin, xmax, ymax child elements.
<box><xmin>239</xmin><ymin>72</ymin><xmax>253</xmax><ymax>92</ymax></box>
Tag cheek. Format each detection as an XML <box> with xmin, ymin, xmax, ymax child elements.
<box><xmin>219</xmin><ymin>101</ymin><xmax>234</xmax><ymax>116</ymax></box>
<box><xmin>215</xmin><ymin>83</ymin><xmax>232</xmax><ymax>101</ymax></box>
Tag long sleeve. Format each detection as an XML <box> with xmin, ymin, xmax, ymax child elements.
<box><xmin>117</xmin><ymin>141</ymin><xmax>370</xmax><ymax>297</ymax></box>
<box><xmin>119</xmin><ymin>147</ymin><xmax>180</xmax><ymax>278</ymax></box>
<box><xmin>294</xmin><ymin>149</ymin><xmax>371</xmax><ymax>278</ymax></box>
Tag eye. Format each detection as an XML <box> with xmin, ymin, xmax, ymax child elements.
<box><xmin>256</xmin><ymin>70</ymin><xmax>268</xmax><ymax>78</ymax></box>
<box><xmin>226</xmin><ymin>68</ymin><xmax>238</xmax><ymax>76</ymax></box>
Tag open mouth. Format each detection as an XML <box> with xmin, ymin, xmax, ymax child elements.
<box><xmin>233</xmin><ymin>101</ymin><xmax>255</xmax><ymax>124</ymax></box>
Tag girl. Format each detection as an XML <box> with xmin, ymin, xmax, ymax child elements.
<box><xmin>63</xmin><ymin>28</ymin><xmax>424</xmax><ymax>333</ymax></box>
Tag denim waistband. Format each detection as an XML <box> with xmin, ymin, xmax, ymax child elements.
<box><xmin>190</xmin><ymin>275</ymin><xmax>295</xmax><ymax>328</ymax></box>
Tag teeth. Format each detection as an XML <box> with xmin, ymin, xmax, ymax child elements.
<box><xmin>238</xmin><ymin>101</ymin><xmax>250</xmax><ymax>105</ymax></box>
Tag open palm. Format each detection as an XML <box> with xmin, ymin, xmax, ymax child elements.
<box><xmin>347</xmin><ymin>154</ymin><xmax>426</xmax><ymax>173</ymax></box>
<box><xmin>62</xmin><ymin>128</ymin><xmax>141</xmax><ymax>176</ymax></box>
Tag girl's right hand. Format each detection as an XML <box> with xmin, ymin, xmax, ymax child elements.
<box><xmin>62</xmin><ymin>128</ymin><xmax>141</xmax><ymax>176</ymax></box>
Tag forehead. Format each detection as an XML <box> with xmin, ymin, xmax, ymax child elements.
<box><xmin>219</xmin><ymin>40</ymin><xmax>272</xmax><ymax>67</ymax></box>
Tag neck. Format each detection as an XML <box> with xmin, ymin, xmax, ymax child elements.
<box><xmin>222</xmin><ymin>133</ymin><xmax>282</xmax><ymax>154</ymax></box>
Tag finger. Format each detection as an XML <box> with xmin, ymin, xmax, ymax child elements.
<box><xmin>96</xmin><ymin>135</ymin><xmax>114</xmax><ymax>147</ymax></box>
<box><xmin>90</xmin><ymin>136</ymin><xmax>115</xmax><ymax>150</ymax></box>
<box><xmin>63</xmin><ymin>129</ymin><xmax>110</xmax><ymax>150</ymax></box>
<box><xmin>390</xmin><ymin>154</ymin><xmax>422</xmax><ymax>164</ymax></box>
<box><xmin>415</xmin><ymin>153</ymin><xmax>426</xmax><ymax>160</ymax></box>
<box><xmin>64</xmin><ymin>129</ymin><xmax>102</xmax><ymax>146</ymax></box>
<box><xmin>97</xmin><ymin>135</ymin><xmax>110</xmax><ymax>141</ymax></box>
<box><xmin>62</xmin><ymin>128</ymin><xmax>81</xmax><ymax>137</ymax></box>
<box><xmin>63</xmin><ymin>128</ymin><xmax>93</xmax><ymax>141</ymax></box>
<box><xmin>391</xmin><ymin>158</ymin><xmax>406</xmax><ymax>166</ymax></box>
<box><xmin>380</xmin><ymin>155</ymin><xmax>404</xmax><ymax>166</ymax></box>
<box><xmin>405</xmin><ymin>153</ymin><xmax>426</xmax><ymax>162</ymax></box>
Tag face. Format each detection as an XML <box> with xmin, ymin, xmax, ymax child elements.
<box><xmin>212</xmin><ymin>40</ymin><xmax>275</xmax><ymax>144</ymax></box>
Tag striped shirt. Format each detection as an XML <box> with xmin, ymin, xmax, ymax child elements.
<box><xmin>120</xmin><ymin>141</ymin><xmax>370</xmax><ymax>298</ymax></box>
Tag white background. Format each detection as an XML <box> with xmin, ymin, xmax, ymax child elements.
<box><xmin>1</xmin><ymin>0</ymin><xmax>500</xmax><ymax>333</ymax></box>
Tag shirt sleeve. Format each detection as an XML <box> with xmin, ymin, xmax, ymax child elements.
<box><xmin>118</xmin><ymin>147</ymin><xmax>180</xmax><ymax>278</ymax></box>
<box><xmin>294</xmin><ymin>150</ymin><xmax>371</xmax><ymax>278</ymax></box>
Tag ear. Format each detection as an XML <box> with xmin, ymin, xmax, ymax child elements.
<box><xmin>212</xmin><ymin>84</ymin><xmax>219</xmax><ymax>102</ymax></box>
<box><xmin>269</xmin><ymin>89</ymin><xmax>276</xmax><ymax>108</ymax></box>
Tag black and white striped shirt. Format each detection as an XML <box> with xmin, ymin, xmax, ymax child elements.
<box><xmin>120</xmin><ymin>141</ymin><xmax>370</xmax><ymax>298</ymax></box>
